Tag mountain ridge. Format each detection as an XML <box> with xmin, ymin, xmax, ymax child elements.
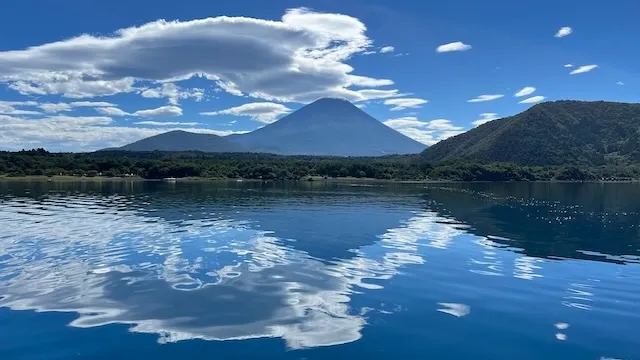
<box><xmin>421</xmin><ymin>100</ymin><xmax>640</xmax><ymax>166</ymax></box>
<box><xmin>115</xmin><ymin>130</ymin><xmax>247</xmax><ymax>153</ymax></box>
<box><xmin>113</xmin><ymin>98</ymin><xmax>427</xmax><ymax>156</ymax></box>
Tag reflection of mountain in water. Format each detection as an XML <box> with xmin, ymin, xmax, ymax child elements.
<box><xmin>423</xmin><ymin>183</ymin><xmax>640</xmax><ymax>264</ymax></box>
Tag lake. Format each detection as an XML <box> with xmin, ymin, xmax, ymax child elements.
<box><xmin>1</xmin><ymin>180</ymin><xmax>639</xmax><ymax>359</ymax></box>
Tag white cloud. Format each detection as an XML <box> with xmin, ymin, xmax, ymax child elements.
<box><xmin>39</xmin><ymin>103</ymin><xmax>73</xmax><ymax>113</ymax></box>
<box><xmin>0</xmin><ymin>100</ymin><xmax>39</xmax><ymax>107</ymax></box>
<box><xmin>133</xmin><ymin>105</ymin><xmax>183</xmax><ymax>117</ymax></box>
<box><xmin>0</xmin><ymin>103</ymin><xmax>41</xmax><ymax>115</ymax></box>
<box><xmin>467</xmin><ymin>94</ymin><xmax>504</xmax><ymax>103</ymax></box>
<box><xmin>69</xmin><ymin>101</ymin><xmax>116</xmax><ymax>107</ymax></box>
<box><xmin>0</xmin><ymin>8</ymin><xmax>404</xmax><ymax>103</ymax></box>
<box><xmin>383</xmin><ymin>97</ymin><xmax>428</xmax><ymax>111</ymax></box>
<box><xmin>201</xmin><ymin>102</ymin><xmax>291</xmax><ymax>124</ymax></box>
<box><xmin>379</xmin><ymin>46</ymin><xmax>394</xmax><ymax>53</ymax></box>
<box><xmin>617</xmin><ymin>81</ymin><xmax>624</xmax><ymax>86</ymax></box>
<box><xmin>570</xmin><ymin>64</ymin><xmax>598</xmax><ymax>75</ymax></box>
<box><xmin>518</xmin><ymin>95</ymin><xmax>546</xmax><ymax>104</ymax></box>
<box><xmin>347</xmin><ymin>75</ymin><xmax>394</xmax><ymax>87</ymax></box>
<box><xmin>96</xmin><ymin>107</ymin><xmax>130</xmax><ymax>116</ymax></box>
<box><xmin>472</xmin><ymin>113</ymin><xmax>499</xmax><ymax>127</ymax></box>
<box><xmin>140</xmin><ymin>83</ymin><xmax>204</xmax><ymax>105</ymax></box>
<box><xmin>0</xmin><ymin>113</ymin><xmax>241</xmax><ymax>151</ymax></box>
<box><xmin>38</xmin><ymin>101</ymin><xmax>119</xmax><ymax>113</ymax></box>
<box><xmin>134</xmin><ymin>121</ymin><xmax>199</xmax><ymax>126</ymax></box>
<box><xmin>514</xmin><ymin>86</ymin><xmax>535</xmax><ymax>97</ymax></box>
<box><xmin>436</xmin><ymin>42</ymin><xmax>471</xmax><ymax>53</ymax></box>
<box><xmin>8</xmin><ymin>77</ymin><xmax>137</xmax><ymax>98</ymax></box>
<box><xmin>383</xmin><ymin>116</ymin><xmax>464</xmax><ymax>145</ymax></box>
<box><xmin>554</xmin><ymin>26</ymin><xmax>573</xmax><ymax>38</ymax></box>
<box><xmin>564</xmin><ymin>64</ymin><xmax>574</xmax><ymax>68</ymax></box>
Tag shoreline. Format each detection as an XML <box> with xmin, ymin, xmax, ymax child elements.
<box><xmin>0</xmin><ymin>175</ymin><xmax>638</xmax><ymax>184</ymax></box>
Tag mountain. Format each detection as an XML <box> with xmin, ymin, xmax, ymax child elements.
<box><xmin>422</xmin><ymin>100</ymin><xmax>640</xmax><ymax>166</ymax></box>
<box><xmin>227</xmin><ymin>97</ymin><xmax>426</xmax><ymax>156</ymax></box>
<box><xmin>115</xmin><ymin>130</ymin><xmax>247</xmax><ymax>153</ymax></box>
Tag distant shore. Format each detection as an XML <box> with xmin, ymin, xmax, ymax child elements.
<box><xmin>1</xmin><ymin>175</ymin><xmax>638</xmax><ymax>184</ymax></box>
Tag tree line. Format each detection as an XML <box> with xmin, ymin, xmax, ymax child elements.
<box><xmin>1</xmin><ymin>149</ymin><xmax>639</xmax><ymax>181</ymax></box>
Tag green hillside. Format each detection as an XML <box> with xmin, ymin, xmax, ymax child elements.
<box><xmin>422</xmin><ymin>101</ymin><xmax>640</xmax><ymax>166</ymax></box>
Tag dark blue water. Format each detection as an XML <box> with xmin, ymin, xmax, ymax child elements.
<box><xmin>1</xmin><ymin>181</ymin><xmax>639</xmax><ymax>359</ymax></box>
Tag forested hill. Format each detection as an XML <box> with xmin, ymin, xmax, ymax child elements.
<box><xmin>421</xmin><ymin>101</ymin><xmax>640</xmax><ymax>166</ymax></box>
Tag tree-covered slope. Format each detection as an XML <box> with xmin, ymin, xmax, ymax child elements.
<box><xmin>114</xmin><ymin>130</ymin><xmax>247</xmax><ymax>153</ymax></box>
<box><xmin>422</xmin><ymin>101</ymin><xmax>640</xmax><ymax>166</ymax></box>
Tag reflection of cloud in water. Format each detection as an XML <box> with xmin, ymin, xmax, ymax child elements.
<box><xmin>0</xmin><ymin>196</ymin><xmax>457</xmax><ymax>349</ymax></box>
<box><xmin>513</xmin><ymin>256</ymin><xmax>544</xmax><ymax>280</ymax></box>
<box><xmin>469</xmin><ymin>238</ymin><xmax>505</xmax><ymax>276</ymax></box>
<box><xmin>562</xmin><ymin>280</ymin><xmax>597</xmax><ymax>311</ymax></box>
<box><xmin>437</xmin><ymin>303</ymin><xmax>470</xmax><ymax>317</ymax></box>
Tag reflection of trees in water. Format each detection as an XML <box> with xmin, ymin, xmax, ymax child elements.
<box><xmin>423</xmin><ymin>183</ymin><xmax>640</xmax><ymax>264</ymax></box>
<box><xmin>0</xmin><ymin>180</ymin><xmax>426</xmax><ymax>262</ymax></box>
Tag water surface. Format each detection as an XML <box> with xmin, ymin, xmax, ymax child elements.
<box><xmin>1</xmin><ymin>181</ymin><xmax>639</xmax><ymax>359</ymax></box>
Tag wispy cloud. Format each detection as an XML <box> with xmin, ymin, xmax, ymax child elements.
<box><xmin>201</xmin><ymin>102</ymin><xmax>291</xmax><ymax>124</ymax></box>
<box><xmin>472</xmin><ymin>113</ymin><xmax>500</xmax><ymax>127</ymax></box>
<box><xmin>514</xmin><ymin>87</ymin><xmax>536</xmax><ymax>97</ymax></box>
<box><xmin>379</xmin><ymin>46</ymin><xmax>395</xmax><ymax>53</ymax></box>
<box><xmin>383</xmin><ymin>117</ymin><xmax>464</xmax><ymax>145</ymax></box>
<box><xmin>383</xmin><ymin>98</ymin><xmax>428</xmax><ymax>111</ymax></box>
<box><xmin>518</xmin><ymin>96</ymin><xmax>546</xmax><ymax>104</ymax></box>
<box><xmin>133</xmin><ymin>105</ymin><xmax>183</xmax><ymax>118</ymax></box>
<box><xmin>134</xmin><ymin>121</ymin><xmax>199</xmax><ymax>126</ymax></box>
<box><xmin>436</xmin><ymin>42</ymin><xmax>471</xmax><ymax>53</ymax></box>
<box><xmin>96</xmin><ymin>107</ymin><xmax>130</xmax><ymax>116</ymax></box>
<box><xmin>554</xmin><ymin>26</ymin><xmax>573</xmax><ymax>38</ymax></box>
<box><xmin>467</xmin><ymin>94</ymin><xmax>504</xmax><ymax>103</ymax></box>
<box><xmin>617</xmin><ymin>81</ymin><xmax>624</xmax><ymax>86</ymax></box>
<box><xmin>570</xmin><ymin>64</ymin><xmax>598</xmax><ymax>75</ymax></box>
<box><xmin>564</xmin><ymin>64</ymin><xmax>574</xmax><ymax>68</ymax></box>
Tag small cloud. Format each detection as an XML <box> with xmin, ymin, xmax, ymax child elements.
<box><xmin>564</xmin><ymin>64</ymin><xmax>574</xmax><ymax>68</ymax></box>
<box><xmin>383</xmin><ymin>117</ymin><xmax>464</xmax><ymax>145</ymax></box>
<box><xmin>518</xmin><ymin>95</ymin><xmax>546</xmax><ymax>104</ymax></box>
<box><xmin>38</xmin><ymin>103</ymin><xmax>72</xmax><ymax>113</ymax></box>
<box><xmin>554</xmin><ymin>26</ymin><xmax>573</xmax><ymax>38</ymax></box>
<box><xmin>467</xmin><ymin>94</ymin><xmax>504</xmax><ymax>103</ymax></box>
<box><xmin>133</xmin><ymin>105</ymin><xmax>183</xmax><ymax>117</ymax></box>
<box><xmin>134</xmin><ymin>121</ymin><xmax>199</xmax><ymax>126</ymax></box>
<box><xmin>200</xmin><ymin>102</ymin><xmax>291</xmax><ymax>124</ymax></box>
<box><xmin>383</xmin><ymin>98</ymin><xmax>428</xmax><ymax>111</ymax></box>
<box><xmin>472</xmin><ymin>113</ymin><xmax>499</xmax><ymax>127</ymax></box>
<box><xmin>616</xmin><ymin>81</ymin><xmax>624</xmax><ymax>86</ymax></box>
<box><xmin>380</xmin><ymin>46</ymin><xmax>395</xmax><ymax>53</ymax></box>
<box><xmin>96</xmin><ymin>107</ymin><xmax>130</xmax><ymax>116</ymax></box>
<box><xmin>436</xmin><ymin>41</ymin><xmax>472</xmax><ymax>53</ymax></box>
<box><xmin>361</xmin><ymin>51</ymin><xmax>377</xmax><ymax>55</ymax></box>
<box><xmin>514</xmin><ymin>86</ymin><xmax>536</xmax><ymax>97</ymax></box>
<box><xmin>570</xmin><ymin>64</ymin><xmax>598</xmax><ymax>75</ymax></box>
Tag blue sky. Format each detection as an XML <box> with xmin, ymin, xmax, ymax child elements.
<box><xmin>0</xmin><ymin>0</ymin><xmax>638</xmax><ymax>151</ymax></box>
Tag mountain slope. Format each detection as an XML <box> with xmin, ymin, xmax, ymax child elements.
<box><xmin>115</xmin><ymin>130</ymin><xmax>247</xmax><ymax>153</ymax></box>
<box><xmin>227</xmin><ymin>97</ymin><xmax>426</xmax><ymax>156</ymax></box>
<box><xmin>422</xmin><ymin>100</ymin><xmax>640</xmax><ymax>166</ymax></box>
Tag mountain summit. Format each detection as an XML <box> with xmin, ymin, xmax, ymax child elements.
<box><xmin>227</xmin><ymin>97</ymin><xmax>427</xmax><ymax>156</ymax></box>
<box><xmin>113</xmin><ymin>98</ymin><xmax>427</xmax><ymax>156</ymax></box>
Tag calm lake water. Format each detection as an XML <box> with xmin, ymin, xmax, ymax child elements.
<box><xmin>1</xmin><ymin>181</ymin><xmax>639</xmax><ymax>359</ymax></box>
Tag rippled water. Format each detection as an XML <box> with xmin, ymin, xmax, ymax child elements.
<box><xmin>1</xmin><ymin>181</ymin><xmax>639</xmax><ymax>359</ymax></box>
